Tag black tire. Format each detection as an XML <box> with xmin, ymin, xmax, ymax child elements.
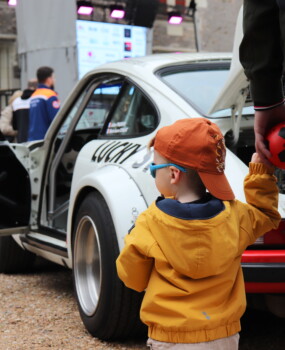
<box><xmin>0</xmin><ymin>236</ymin><xmax>36</xmax><ymax>273</ymax></box>
<box><xmin>72</xmin><ymin>191</ymin><xmax>147</xmax><ymax>341</ymax></box>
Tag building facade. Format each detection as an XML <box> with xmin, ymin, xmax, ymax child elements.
<box><xmin>0</xmin><ymin>0</ymin><xmax>242</xmax><ymax>108</ymax></box>
<box><xmin>0</xmin><ymin>0</ymin><xmax>19</xmax><ymax>108</ymax></box>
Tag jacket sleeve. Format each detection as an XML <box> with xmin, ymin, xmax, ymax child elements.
<box><xmin>239</xmin><ymin>0</ymin><xmax>284</xmax><ymax>108</ymax></box>
<box><xmin>0</xmin><ymin>105</ymin><xmax>17</xmax><ymax>136</ymax></box>
<box><xmin>237</xmin><ymin>162</ymin><xmax>281</xmax><ymax>252</ymax></box>
<box><xmin>116</xmin><ymin>212</ymin><xmax>155</xmax><ymax>292</ymax></box>
<box><xmin>46</xmin><ymin>96</ymin><xmax>60</xmax><ymax>123</ymax></box>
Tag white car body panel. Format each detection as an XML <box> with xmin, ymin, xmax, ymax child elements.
<box><xmin>0</xmin><ymin>50</ymin><xmax>283</xmax><ymax>270</ymax></box>
<box><xmin>66</xmin><ymin>138</ymin><xmax>152</xmax><ymax>257</ymax></box>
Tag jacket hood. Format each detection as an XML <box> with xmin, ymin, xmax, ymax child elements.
<box><xmin>147</xmin><ymin>198</ymin><xmax>239</xmax><ymax>279</ymax></box>
<box><xmin>21</xmin><ymin>89</ymin><xmax>35</xmax><ymax>100</ymax></box>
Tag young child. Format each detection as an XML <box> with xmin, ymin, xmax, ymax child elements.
<box><xmin>116</xmin><ymin>118</ymin><xmax>281</xmax><ymax>349</ymax></box>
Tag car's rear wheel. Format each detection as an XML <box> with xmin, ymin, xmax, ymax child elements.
<box><xmin>0</xmin><ymin>236</ymin><xmax>36</xmax><ymax>273</ymax></box>
<box><xmin>72</xmin><ymin>191</ymin><xmax>146</xmax><ymax>340</ymax></box>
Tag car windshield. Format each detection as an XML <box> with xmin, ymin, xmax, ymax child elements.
<box><xmin>158</xmin><ymin>63</ymin><xmax>254</xmax><ymax>118</ymax></box>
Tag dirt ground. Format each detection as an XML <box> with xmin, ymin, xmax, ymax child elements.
<box><xmin>0</xmin><ymin>259</ymin><xmax>284</xmax><ymax>350</ymax></box>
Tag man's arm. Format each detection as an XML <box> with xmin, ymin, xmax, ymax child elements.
<box><xmin>240</xmin><ymin>0</ymin><xmax>284</xmax><ymax>107</ymax></box>
<box><xmin>240</xmin><ymin>0</ymin><xmax>285</xmax><ymax>163</ymax></box>
<box><xmin>0</xmin><ymin>106</ymin><xmax>17</xmax><ymax>137</ymax></box>
<box><xmin>46</xmin><ymin>96</ymin><xmax>60</xmax><ymax>123</ymax></box>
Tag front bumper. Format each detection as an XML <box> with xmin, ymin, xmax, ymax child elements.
<box><xmin>242</xmin><ymin>250</ymin><xmax>285</xmax><ymax>293</ymax></box>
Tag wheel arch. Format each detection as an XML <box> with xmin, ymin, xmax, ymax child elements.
<box><xmin>66</xmin><ymin>165</ymin><xmax>148</xmax><ymax>265</ymax></box>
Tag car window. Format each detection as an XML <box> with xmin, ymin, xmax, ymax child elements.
<box><xmin>160</xmin><ymin>68</ymin><xmax>229</xmax><ymax>115</ymax></box>
<box><xmin>75</xmin><ymin>82</ymin><xmax>122</xmax><ymax>131</ymax></box>
<box><xmin>102</xmin><ymin>83</ymin><xmax>158</xmax><ymax>137</ymax></box>
<box><xmin>58</xmin><ymin>93</ymin><xmax>85</xmax><ymax>136</ymax></box>
<box><xmin>56</xmin><ymin>80</ymin><xmax>122</xmax><ymax>138</ymax></box>
<box><xmin>45</xmin><ymin>77</ymin><xmax>123</xmax><ymax>233</ymax></box>
<box><xmin>157</xmin><ymin>62</ymin><xmax>254</xmax><ymax>118</ymax></box>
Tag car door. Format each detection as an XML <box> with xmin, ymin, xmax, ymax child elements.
<box><xmin>0</xmin><ymin>141</ymin><xmax>31</xmax><ymax>236</ymax></box>
<box><xmin>20</xmin><ymin>74</ymin><xmax>125</xmax><ymax>254</ymax></box>
<box><xmin>0</xmin><ymin>74</ymin><xmax>124</xmax><ymax>232</ymax></box>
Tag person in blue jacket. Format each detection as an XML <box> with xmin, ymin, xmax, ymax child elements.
<box><xmin>28</xmin><ymin>66</ymin><xmax>60</xmax><ymax>141</ymax></box>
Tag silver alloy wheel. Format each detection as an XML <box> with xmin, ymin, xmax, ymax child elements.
<box><xmin>73</xmin><ymin>215</ymin><xmax>102</xmax><ymax>316</ymax></box>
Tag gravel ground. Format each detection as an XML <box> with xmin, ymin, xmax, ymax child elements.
<box><xmin>0</xmin><ymin>259</ymin><xmax>146</xmax><ymax>350</ymax></box>
<box><xmin>0</xmin><ymin>258</ymin><xmax>284</xmax><ymax>350</ymax></box>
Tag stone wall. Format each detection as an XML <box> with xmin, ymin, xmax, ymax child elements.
<box><xmin>196</xmin><ymin>0</ymin><xmax>242</xmax><ymax>52</ymax></box>
<box><xmin>0</xmin><ymin>2</ymin><xmax>18</xmax><ymax>93</ymax></box>
<box><xmin>0</xmin><ymin>2</ymin><xmax>16</xmax><ymax>37</ymax></box>
<box><xmin>153</xmin><ymin>0</ymin><xmax>242</xmax><ymax>53</ymax></box>
<box><xmin>153</xmin><ymin>18</ymin><xmax>196</xmax><ymax>53</ymax></box>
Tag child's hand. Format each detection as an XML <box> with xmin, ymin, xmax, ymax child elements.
<box><xmin>251</xmin><ymin>152</ymin><xmax>263</xmax><ymax>163</ymax></box>
<box><xmin>251</xmin><ymin>152</ymin><xmax>275</xmax><ymax>170</ymax></box>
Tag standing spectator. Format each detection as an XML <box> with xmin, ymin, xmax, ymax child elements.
<box><xmin>239</xmin><ymin>0</ymin><xmax>285</xmax><ymax>165</ymax></box>
<box><xmin>116</xmin><ymin>119</ymin><xmax>281</xmax><ymax>350</ymax></box>
<box><xmin>29</xmin><ymin>66</ymin><xmax>60</xmax><ymax>141</ymax></box>
<box><xmin>0</xmin><ymin>90</ymin><xmax>22</xmax><ymax>142</ymax></box>
<box><xmin>12</xmin><ymin>79</ymin><xmax>38</xmax><ymax>142</ymax></box>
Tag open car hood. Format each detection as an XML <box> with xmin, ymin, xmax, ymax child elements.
<box><xmin>208</xmin><ymin>7</ymin><xmax>250</xmax><ymax>115</ymax></box>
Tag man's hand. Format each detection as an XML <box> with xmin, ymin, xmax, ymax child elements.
<box><xmin>254</xmin><ymin>103</ymin><xmax>285</xmax><ymax>166</ymax></box>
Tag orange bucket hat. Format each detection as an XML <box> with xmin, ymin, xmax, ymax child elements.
<box><xmin>153</xmin><ymin>118</ymin><xmax>235</xmax><ymax>201</ymax></box>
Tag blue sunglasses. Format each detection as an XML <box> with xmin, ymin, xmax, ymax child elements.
<box><xmin>149</xmin><ymin>162</ymin><xmax>187</xmax><ymax>178</ymax></box>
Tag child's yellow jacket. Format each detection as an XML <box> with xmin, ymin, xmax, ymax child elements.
<box><xmin>116</xmin><ymin>163</ymin><xmax>281</xmax><ymax>343</ymax></box>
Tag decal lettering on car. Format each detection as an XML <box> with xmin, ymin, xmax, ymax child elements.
<box><xmin>106</xmin><ymin>121</ymin><xmax>129</xmax><ymax>134</ymax></box>
<box><xmin>132</xmin><ymin>148</ymin><xmax>152</xmax><ymax>169</ymax></box>
<box><xmin>128</xmin><ymin>224</ymin><xmax>135</xmax><ymax>234</ymax></box>
<box><xmin>92</xmin><ymin>141</ymin><xmax>142</xmax><ymax>164</ymax></box>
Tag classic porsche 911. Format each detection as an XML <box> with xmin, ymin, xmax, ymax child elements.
<box><xmin>0</xmin><ymin>36</ymin><xmax>285</xmax><ymax>339</ymax></box>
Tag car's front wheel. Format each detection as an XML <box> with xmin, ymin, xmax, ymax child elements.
<box><xmin>72</xmin><ymin>191</ymin><xmax>146</xmax><ymax>340</ymax></box>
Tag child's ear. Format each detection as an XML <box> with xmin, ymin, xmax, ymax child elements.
<box><xmin>169</xmin><ymin>166</ymin><xmax>181</xmax><ymax>184</ymax></box>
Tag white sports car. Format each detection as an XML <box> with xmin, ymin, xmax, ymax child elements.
<box><xmin>1</xmin><ymin>46</ymin><xmax>285</xmax><ymax>338</ymax></box>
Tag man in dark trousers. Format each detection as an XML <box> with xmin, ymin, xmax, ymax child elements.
<box><xmin>12</xmin><ymin>79</ymin><xmax>37</xmax><ymax>142</ymax></box>
<box><xmin>28</xmin><ymin>66</ymin><xmax>60</xmax><ymax>141</ymax></box>
<box><xmin>240</xmin><ymin>0</ymin><xmax>285</xmax><ymax>165</ymax></box>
